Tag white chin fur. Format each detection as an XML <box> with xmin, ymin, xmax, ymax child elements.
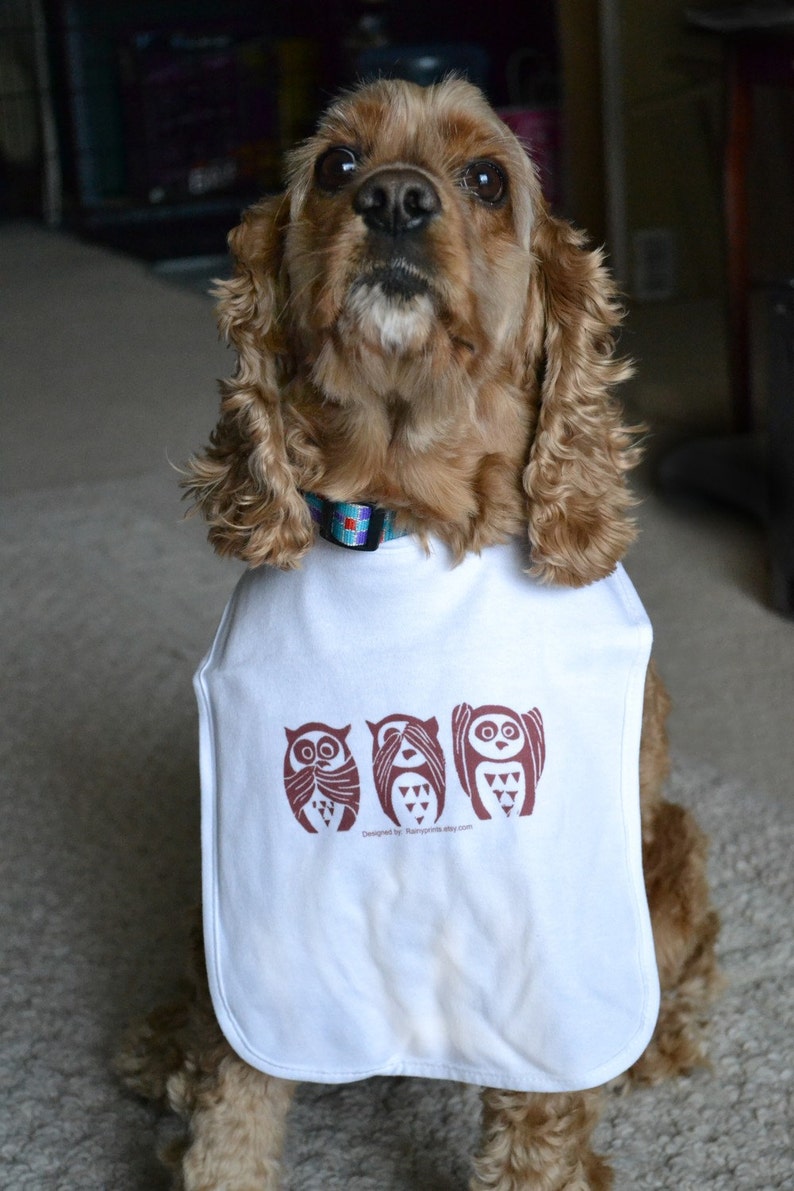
<box><xmin>344</xmin><ymin>283</ymin><xmax>436</xmax><ymax>353</ymax></box>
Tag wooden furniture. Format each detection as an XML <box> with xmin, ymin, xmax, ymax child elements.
<box><xmin>687</xmin><ymin>8</ymin><xmax>794</xmax><ymax>432</ymax></box>
<box><xmin>659</xmin><ymin>9</ymin><xmax>794</xmax><ymax>616</ymax></box>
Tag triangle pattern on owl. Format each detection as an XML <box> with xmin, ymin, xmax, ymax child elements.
<box><xmin>397</xmin><ymin>781</ymin><xmax>431</xmax><ymax>824</ymax></box>
<box><xmin>313</xmin><ymin>798</ymin><xmax>336</xmax><ymax>826</ymax></box>
<box><xmin>485</xmin><ymin>770</ymin><xmax>523</xmax><ymax>815</ymax></box>
<box><xmin>283</xmin><ymin>706</ymin><xmax>545</xmax><ymax>832</ymax></box>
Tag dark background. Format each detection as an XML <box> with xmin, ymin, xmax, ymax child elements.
<box><xmin>12</xmin><ymin>0</ymin><xmax>559</xmax><ymax>259</ymax></box>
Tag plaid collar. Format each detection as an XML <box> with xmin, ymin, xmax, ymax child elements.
<box><xmin>303</xmin><ymin>492</ymin><xmax>407</xmax><ymax>552</ymax></box>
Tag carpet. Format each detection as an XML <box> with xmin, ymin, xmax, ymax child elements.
<box><xmin>1</xmin><ymin>469</ymin><xmax>792</xmax><ymax>1189</ymax></box>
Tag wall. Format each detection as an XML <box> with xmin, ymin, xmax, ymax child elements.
<box><xmin>621</xmin><ymin>2</ymin><xmax>725</xmax><ymax>300</ymax></box>
<box><xmin>557</xmin><ymin>0</ymin><xmax>607</xmax><ymax>245</ymax></box>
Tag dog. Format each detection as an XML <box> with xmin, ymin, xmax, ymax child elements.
<box><xmin>118</xmin><ymin>76</ymin><xmax>720</xmax><ymax>1190</ymax></box>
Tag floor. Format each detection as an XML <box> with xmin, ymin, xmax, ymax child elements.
<box><xmin>619</xmin><ymin>292</ymin><xmax>793</xmax><ymax>815</ymax></box>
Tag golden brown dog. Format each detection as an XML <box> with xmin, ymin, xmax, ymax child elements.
<box><xmin>118</xmin><ymin>77</ymin><xmax>720</xmax><ymax>1190</ymax></box>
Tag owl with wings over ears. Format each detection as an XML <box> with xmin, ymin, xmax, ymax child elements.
<box><xmin>452</xmin><ymin>703</ymin><xmax>545</xmax><ymax>820</ymax></box>
<box><xmin>283</xmin><ymin>722</ymin><xmax>361</xmax><ymax>833</ymax></box>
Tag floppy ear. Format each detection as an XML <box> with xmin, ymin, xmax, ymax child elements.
<box><xmin>183</xmin><ymin>195</ymin><xmax>313</xmax><ymax>569</ymax></box>
<box><xmin>522</xmin><ymin>214</ymin><xmax>640</xmax><ymax>587</ymax></box>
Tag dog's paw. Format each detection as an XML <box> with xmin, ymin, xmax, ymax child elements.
<box><xmin>114</xmin><ymin>1001</ymin><xmax>190</xmax><ymax>1104</ymax></box>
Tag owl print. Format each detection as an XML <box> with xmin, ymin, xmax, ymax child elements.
<box><xmin>283</xmin><ymin>722</ymin><xmax>361</xmax><ymax>833</ymax></box>
<box><xmin>367</xmin><ymin>713</ymin><xmax>446</xmax><ymax>827</ymax></box>
<box><xmin>452</xmin><ymin>703</ymin><xmax>545</xmax><ymax>820</ymax></box>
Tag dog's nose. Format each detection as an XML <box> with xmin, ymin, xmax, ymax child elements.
<box><xmin>353</xmin><ymin>168</ymin><xmax>440</xmax><ymax>236</ymax></box>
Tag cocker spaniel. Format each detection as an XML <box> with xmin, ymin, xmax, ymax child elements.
<box><xmin>118</xmin><ymin>77</ymin><xmax>720</xmax><ymax>1190</ymax></box>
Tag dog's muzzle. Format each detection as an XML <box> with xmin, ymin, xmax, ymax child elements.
<box><xmin>355</xmin><ymin>262</ymin><xmax>430</xmax><ymax>301</ymax></box>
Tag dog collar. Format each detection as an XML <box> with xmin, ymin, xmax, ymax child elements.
<box><xmin>303</xmin><ymin>492</ymin><xmax>407</xmax><ymax>551</ymax></box>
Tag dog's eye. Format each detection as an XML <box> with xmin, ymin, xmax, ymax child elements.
<box><xmin>315</xmin><ymin>146</ymin><xmax>360</xmax><ymax>191</ymax></box>
<box><xmin>460</xmin><ymin>160</ymin><xmax>507</xmax><ymax>204</ymax></box>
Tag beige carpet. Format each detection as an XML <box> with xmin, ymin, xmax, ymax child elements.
<box><xmin>1</xmin><ymin>223</ymin><xmax>792</xmax><ymax>1188</ymax></box>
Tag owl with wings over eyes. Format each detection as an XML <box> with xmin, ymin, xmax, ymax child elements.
<box><xmin>283</xmin><ymin>722</ymin><xmax>361</xmax><ymax>833</ymax></box>
<box><xmin>368</xmin><ymin>713</ymin><xmax>446</xmax><ymax>827</ymax></box>
<box><xmin>452</xmin><ymin>703</ymin><xmax>545</xmax><ymax>820</ymax></box>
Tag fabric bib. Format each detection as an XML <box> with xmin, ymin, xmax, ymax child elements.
<box><xmin>196</xmin><ymin>534</ymin><xmax>659</xmax><ymax>1092</ymax></box>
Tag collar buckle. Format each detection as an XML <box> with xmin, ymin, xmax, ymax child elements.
<box><xmin>319</xmin><ymin>499</ymin><xmax>386</xmax><ymax>552</ymax></box>
<box><xmin>304</xmin><ymin>492</ymin><xmax>396</xmax><ymax>552</ymax></box>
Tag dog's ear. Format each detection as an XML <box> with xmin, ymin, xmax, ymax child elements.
<box><xmin>183</xmin><ymin>195</ymin><xmax>313</xmax><ymax>569</ymax></box>
<box><xmin>522</xmin><ymin>214</ymin><xmax>639</xmax><ymax>587</ymax></box>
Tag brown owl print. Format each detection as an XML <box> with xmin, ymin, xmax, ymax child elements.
<box><xmin>367</xmin><ymin>714</ymin><xmax>446</xmax><ymax>827</ymax></box>
<box><xmin>283</xmin><ymin>723</ymin><xmax>361</xmax><ymax>833</ymax></box>
<box><xmin>451</xmin><ymin>703</ymin><xmax>545</xmax><ymax>820</ymax></box>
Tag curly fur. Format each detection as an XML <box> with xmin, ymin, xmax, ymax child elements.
<box><xmin>183</xmin><ymin>75</ymin><xmax>637</xmax><ymax>585</ymax></box>
<box><xmin>121</xmin><ymin>77</ymin><xmax>720</xmax><ymax>1189</ymax></box>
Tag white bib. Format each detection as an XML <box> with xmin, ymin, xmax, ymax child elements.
<box><xmin>196</xmin><ymin>535</ymin><xmax>659</xmax><ymax>1092</ymax></box>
